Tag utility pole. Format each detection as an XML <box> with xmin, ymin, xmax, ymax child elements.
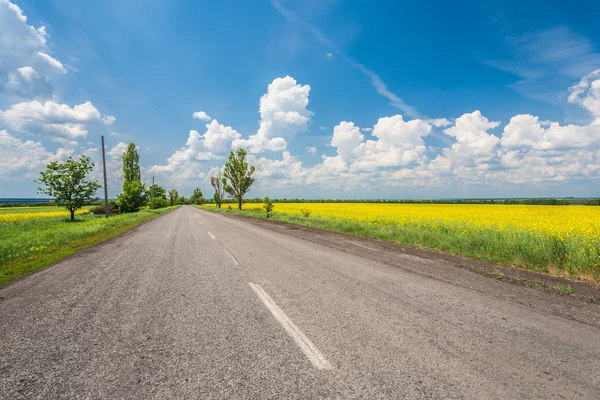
<box><xmin>152</xmin><ymin>176</ymin><xmax>155</xmax><ymax>209</ymax></box>
<box><xmin>101</xmin><ymin>135</ymin><xmax>109</xmax><ymax>218</ymax></box>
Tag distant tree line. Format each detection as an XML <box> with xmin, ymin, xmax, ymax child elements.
<box><xmin>203</xmin><ymin>197</ymin><xmax>595</xmax><ymax>206</ymax></box>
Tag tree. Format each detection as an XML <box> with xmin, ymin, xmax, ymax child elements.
<box><xmin>118</xmin><ymin>181</ymin><xmax>147</xmax><ymax>213</ymax></box>
<box><xmin>168</xmin><ymin>189</ymin><xmax>179</xmax><ymax>206</ymax></box>
<box><xmin>222</xmin><ymin>148</ymin><xmax>255</xmax><ymax>210</ymax></box>
<box><xmin>263</xmin><ymin>196</ymin><xmax>274</xmax><ymax>218</ymax></box>
<box><xmin>36</xmin><ymin>156</ymin><xmax>101</xmax><ymax>221</ymax></box>
<box><xmin>118</xmin><ymin>142</ymin><xmax>146</xmax><ymax>212</ymax></box>
<box><xmin>146</xmin><ymin>184</ymin><xmax>166</xmax><ymax>208</ymax></box>
<box><xmin>210</xmin><ymin>171</ymin><xmax>224</xmax><ymax>208</ymax></box>
<box><xmin>122</xmin><ymin>142</ymin><xmax>141</xmax><ymax>183</ymax></box>
<box><xmin>190</xmin><ymin>188</ymin><xmax>205</xmax><ymax>205</ymax></box>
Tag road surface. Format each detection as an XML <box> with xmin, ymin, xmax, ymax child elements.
<box><xmin>1</xmin><ymin>206</ymin><xmax>599</xmax><ymax>399</ymax></box>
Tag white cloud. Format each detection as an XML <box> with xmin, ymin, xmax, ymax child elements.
<box><xmin>0</xmin><ymin>0</ymin><xmax>66</xmax><ymax>98</ymax></box>
<box><xmin>0</xmin><ymin>129</ymin><xmax>74</xmax><ymax>179</ymax></box>
<box><xmin>148</xmin><ymin>120</ymin><xmax>240</xmax><ymax>185</ymax></box>
<box><xmin>102</xmin><ymin>115</ymin><xmax>116</xmax><ymax>125</ymax></box>
<box><xmin>428</xmin><ymin>118</ymin><xmax>452</xmax><ymax>128</ymax></box>
<box><xmin>326</xmin><ymin>52</ymin><xmax>333</xmax><ymax>57</ymax></box>
<box><xmin>443</xmin><ymin>111</ymin><xmax>500</xmax><ymax>157</ymax></box>
<box><xmin>145</xmin><ymin>70</ymin><xmax>600</xmax><ymax>197</ymax></box>
<box><xmin>0</xmin><ymin>100</ymin><xmax>103</xmax><ymax>139</ymax></box>
<box><xmin>568</xmin><ymin>69</ymin><xmax>600</xmax><ymax>118</ymax></box>
<box><xmin>322</xmin><ymin>116</ymin><xmax>431</xmax><ymax>172</ymax></box>
<box><xmin>36</xmin><ymin>52</ymin><xmax>67</xmax><ymax>74</ymax></box>
<box><xmin>232</xmin><ymin>76</ymin><xmax>313</xmax><ymax>153</ymax></box>
<box><xmin>330</xmin><ymin>121</ymin><xmax>363</xmax><ymax>163</ymax></box>
<box><xmin>203</xmin><ymin>119</ymin><xmax>241</xmax><ymax>153</ymax></box>
<box><xmin>107</xmin><ymin>142</ymin><xmax>128</xmax><ymax>158</ymax></box>
<box><xmin>319</xmin><ymin>126</ymin><xmax>326</xmax><ymax>131</ymax></box>
<box><xmin>5</xmin><ymin>65</ymin><xmax>53</xmax><ymax>99</ymax></box>
<box><xmin>192</xmin><ymin>111</ymin><xmax>212</xmax><ymax>121</ymax></box>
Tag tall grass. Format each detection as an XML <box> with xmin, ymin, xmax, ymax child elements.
<box><xmin>0</xmin><ymin>207</ymin><xmax>178</xmax><ymax>286</ymax></box>
<box><xmin>200</xmin><ymin>206</ymin><xmax>600</xmax><ymax>283</ymax></box>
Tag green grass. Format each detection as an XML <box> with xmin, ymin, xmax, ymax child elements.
<box><xmin>199</xmin><ymin>206</ymin><xmax>600</xmax><ymax>283</ymax></box>
<box><xmin>0</xmin><ymin>206</ymin><xmax>178</xmax><ymax>286</ymax></box>
<box><xmin>0</xmin><ymin>206</ymin><xmax>92</xmax><ymax>214</ymax></box>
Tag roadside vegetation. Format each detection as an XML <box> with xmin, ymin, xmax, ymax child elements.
<box><xmin>0</xmin><ymin>141</ymin><xmax>188</xmax><ymax>286</ymax></box>
<box><xmin>200</xmin><ymin>203</ymin><xmax>600</xmax><ymax>284</ymax></box>
<box><xmin>0</xmin><ymin>207</ymin><xmax>178</xmax><ymax>286</ymax></box>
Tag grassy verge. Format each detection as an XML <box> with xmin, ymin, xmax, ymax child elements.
<box><xmin>0</xmin><ymin>206</ymin><xmax>179</xmax><ymax>287</ymax></box>
<box><xmin>198</xmin><ymin>205</ymin><xmax>599</xmax><ymax>284</ymax></box>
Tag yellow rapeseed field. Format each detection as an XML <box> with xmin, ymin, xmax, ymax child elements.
<box><xmin>272</xmin><ymin>203</ymin><xmax>600</xmax><ymax>241</ymax></box>
<box><xmin>0</xmin><ymin>209</ymin><xmax>90</xmax><ymax>223</ymax></box>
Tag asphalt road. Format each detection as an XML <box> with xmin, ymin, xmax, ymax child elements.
<box><xmin>1</xmin><ymin>206</ymin><xmax>599</xmax><ymax>399</ymax></box>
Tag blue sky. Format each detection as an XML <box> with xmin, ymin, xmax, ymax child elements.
<box><xmin>1</xmin><ymin>0</ymin><xmax>600</xmax><ymax>199</ymax></box>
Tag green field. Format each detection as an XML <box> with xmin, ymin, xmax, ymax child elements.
<box><xmin>0</xmin><ymin>206</ymin><xmax>178</xmax><ymax>286</ymax></box>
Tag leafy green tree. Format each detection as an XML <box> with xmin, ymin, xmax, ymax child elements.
<box><xmin>122</xmin><ymin>142</ymin><xmax>141</xmax><ymax>183</ymax></box>
<box><xmin>210</xmin><ymin>171</ymin><xmax>224</xmax><ymax>208</ymax></box>
<box><xmin>190</xmin><ymin>188</ymin><xmax>205</xmax><ymax>205</ymax></box>
<box><xmin>146</xmin><ymin>184</ymin><xmax>167</xmax><ymax>208</ymax></box>
<box><xmin>118</xmin><ymin>142</ymin><xmax>146</xmax><ymax>212</ymax></box>
<box><xmin>168</xmin><ymin>189</ymin><xmax>179</xmax><ymax>206</ymax></box>
<box><xmin>118</xmin><ymin>181</ymin><xmax>147</xmax><ymax>213</ymax></box>
<box><xmin>263</xmin><ymin>196</ymin><xmax>274</xmax><ymax>218</ymax></box>
<box><xmin>149</xmin><ymin>197</ymin><xmax>168</xmax><ymax>209</ymax></box>
<box><xmin>222</xmin><ymin>148</ymin><xmax>255</xmax><ymax>210</ymax></box>
<box><xmin>36</xmin><ymin>156</ymin><xmax>101</xmax><ymax>221</ymax></box>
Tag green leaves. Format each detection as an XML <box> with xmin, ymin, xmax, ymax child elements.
<box><xmin>168</xmin><ymin>189</ymin><xmax>179</xmax><ymax>206</ymax></box>
<box><xmin>118</xmin><ymin>142</ymin><xmax>146</xmax><ymax>213</ymax></box>
<box><xmin>118</xmin><ymin>181</ymin><xmax>147</xmax><ymax>213</ymax></box>
<box><xmin>190</xmin><ymin>188</ymin><xmax>205</xmax><ymax>205</ymax></box>
<box><xmin>222</xmin><ymin>148</ymin><xmax>255</xmax><ymax>210</ymax></box>
<box><xmin>210</xmin><ymin>171</ymin><xmax>224</xmax><ymax>208</ymax></box>
<box><xmin>35</xmin><ymin>156</ymin><xmax>101</xmax><ymax>221</ymax></box>
<box><xmin>122</xmin><ymin>142</ymin><xmax>141</xmax><ymax>184</ymax></box>
<box><xmin>263</xmin><ymin>196</ymin><xmax>274</xmax><ymax>217</ymax></box>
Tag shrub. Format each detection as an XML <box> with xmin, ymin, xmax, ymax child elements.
<box><xmin>300</xmin><ymin>207</ymin><xmax>312</xmax><ymax>217</ymax></box>
<box><xmin>90</xmin><ymin>204</ymin><xmax>118</xmax><ymax>215</ymax></box>
<box><xmin>263</xmin><ymin>196</ymin><xmax>274</xmax><ymax>218</ymax></box>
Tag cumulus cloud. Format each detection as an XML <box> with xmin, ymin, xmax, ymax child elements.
<box><xmin>0</xmin><ymin>100</ymin><xmax>103</xmax><ymax>139</ymax></box>
<box><xmin>148</xmin><ymin>71</ymin><xmax>600</xmax><ymax>197</ymax></box>
<box><xmin>0</xmin><ymin>129</ymin><xmax>74</xmax><ymax>179</ymax></box>
<box><xmin>568</xmin><ymin>69</ymin><xmax>600</xmax><ymax>118</ymax></box>
<box><xmin>232</xmin><ymin>76</ymin><xmax>313</xmax><ymax>152</ymax></box>
<box><xmin>0</xmin><ymin>0</ymin><xmax>66</xmax><ymax>98</ymax></box>
<box><xmin>5</xmin><ymin>66</ymin><xmax>53</xmax><ymax>99</ymax></box>
<box><xmin>321</xmin><ymin>116</ymin><xmax>431</xmax><ymax>171</ymax></box>
<box><xmin>192</xmin><ymin>111</ymin><xmax>212</xmax><ymax>121</ymax></box>
<box><xmin>443</xmin><ymin>111</ymin><xmax>500</xmax><ymax>158</ymax></box>
<box><xmin>148</xmin><ymin>120</ymin><xmax>240</xmax><ymax>186</ymax></box>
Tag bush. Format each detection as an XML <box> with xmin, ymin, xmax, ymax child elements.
<box><xmin>90</xmin><ymin>204</ymin><xmax>118</xmax><ymax>215</ymax></box>
<box><xmin>263</xmin><ymin>196</ymin><xmax>274</xmax><ymax>217</ymax></box>
<box><xmin>118</xmin><ymin>181</ymin><xmax>147</xmax><ymax>213</ymax></box>
<box><xmin>147</xmin><ymin>197</ymin><xmax>169</xmax><ymax>209</ymax></box>
<box><xmin>300</xmin><ymin>207</ymin><xmax>312</xmax><ymax>217</ymax></box>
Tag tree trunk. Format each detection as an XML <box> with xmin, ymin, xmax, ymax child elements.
<box><xmin>238</xmin><ymin>198</ymin><xmax>242</xmax><ymax>210</ymax></box>
<box><xmin>70</xmin><ymin>209</ymin><xmax>75</xmax><ymax>221</ymax></box>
